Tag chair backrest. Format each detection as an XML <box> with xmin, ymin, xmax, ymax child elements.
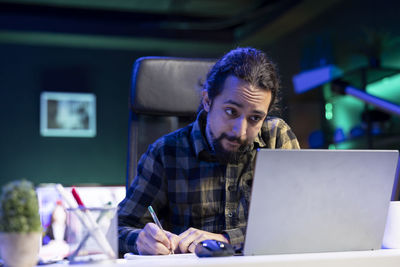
<box><xmin>126</xmin><ymin>57</ymin><xmax>215</xmax><ymax>189</ymax></box>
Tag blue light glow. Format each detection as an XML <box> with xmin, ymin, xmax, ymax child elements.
<box><xmin>292</xmin><ymin>65</ymin><xmax>343</xmax><ymax>94</ymax></box>
<box><xmin>345</xmin><ymin>86</ymin><xmax>400</xmax><ymax>117</ymax></box>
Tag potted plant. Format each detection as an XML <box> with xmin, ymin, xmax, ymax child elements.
<box><xmin>0</xmin><ymin>180</ymin><xmax>42</xmax><ymax>267</ymax></box>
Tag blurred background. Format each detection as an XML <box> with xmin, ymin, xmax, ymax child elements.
<box><xmin>1</xmin><ymin>0</ymin><xmax>399</xmax><ymax>187</ymax></box>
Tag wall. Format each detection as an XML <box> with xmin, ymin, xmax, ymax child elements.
<box><xmin>0</xmin><ymin>44</ymin><xmax>140</xmax><ymax>187</ymax></box>
<box><xmin>0</xmin><ymin>43</ymin><xmax>223</xmax><ymax>188</ymax></box>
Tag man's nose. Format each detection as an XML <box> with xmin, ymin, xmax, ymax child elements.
<box><xmin>232</xmin><ymin>116</ymin><xmax>247</xmax><ymax>137</ymax></box>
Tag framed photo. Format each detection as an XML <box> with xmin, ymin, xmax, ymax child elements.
<box><xmin>40</xmin><ymin>92</ymin><xmax>96</xmax><ymax>137</ymax></box>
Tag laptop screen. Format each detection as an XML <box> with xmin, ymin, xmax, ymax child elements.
<box><xmin>244</xmin><ymin>149</ymin><xmax>399</xmax><ymax>255</ymax></box>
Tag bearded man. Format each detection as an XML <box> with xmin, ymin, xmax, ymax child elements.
<box><xmin>118</xmin><ymin>47</ymin><xmax>300</xmax><ymax>255</ymax></box>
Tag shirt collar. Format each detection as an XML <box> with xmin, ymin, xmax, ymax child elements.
<box><xmin>254</xmin><ymin>130</ymin><xmax>267</xmax><ymax>148</ymax></box>
<box><xmin>190</xmin><ymin>110</ymin><xmax>212</xmax><ymax>159</ymax></box>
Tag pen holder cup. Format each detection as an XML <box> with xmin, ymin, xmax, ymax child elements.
<box><xmin>66</xmin><ymin>206</ymin><xmax>117</xmax><ymax>264</ymax></box>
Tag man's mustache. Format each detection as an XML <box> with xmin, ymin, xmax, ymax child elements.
<box><xmin>217</xmin><ymin>133</ymin><xmax>248</xmax><ymax>146</ymax></box>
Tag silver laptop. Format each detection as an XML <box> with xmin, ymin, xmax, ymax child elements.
<box><xmin>244</xmin><ymin>149</ymin><xmax>399</xmax><ymax>255</ymax></box>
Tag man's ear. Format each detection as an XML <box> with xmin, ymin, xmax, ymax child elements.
<box><xmin>202</xmin><ymin>90</ymin><xmax>211</xmax><ymax>112</ymax></box>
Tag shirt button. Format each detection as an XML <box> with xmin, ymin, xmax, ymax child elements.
<box><xmin>228</xmin><ymin>212</ymin><xmax>233</xmax><ymax>218</ymax></box>
<box><xmin>228</xmin><ymin>185</ymin><xmax>235</xmax><ymax>191</ymax></box>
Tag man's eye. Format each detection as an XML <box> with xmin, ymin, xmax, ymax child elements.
<box><xmin>225</xmin><ymin>108</ymin><xmax>236</xmax><ymax>116</ymax></box>
<box><xmin>250</xmin><ymin>116</ymin><xmax>262</xmax><ymax>122</ymax></box>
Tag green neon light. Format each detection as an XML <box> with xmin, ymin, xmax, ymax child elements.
<box><xmin>325</xmin><ymin>102</ymin><xmax>333</xmax><ymax>120</ymax></box>
<box><xmin>325</xmin><ymin>111</ymin><xmax>333</xmax><ymax>120</ymax></box>
<box><xmin>325</xmin><ymin>103</ymin><xmax>333</xmax><ymax>111</ymax></box>
<box><xmin>366</xmin><ymin>74</ymin><xmax>400</xmax><ymax>105</ymax></box>
<box><xmin>330</xmin><ymin>95</ymin><xmax>364</xmax><ymax>138</ymax></box>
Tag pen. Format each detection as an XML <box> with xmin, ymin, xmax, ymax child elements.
<box><xmin>71</xmin><ymin>187</ymin><xmax>84</xmax><ymax>207</ymax></box>
<box><xmin>148</xmin><ymin>205</ymin><xmax>174</xmax><ymax>254</ymax></box>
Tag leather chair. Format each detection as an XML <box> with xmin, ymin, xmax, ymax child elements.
<box><xmin>126</xmin><ymin>57</ymin><xmax>215</xmax><ymax>189</ymax></box>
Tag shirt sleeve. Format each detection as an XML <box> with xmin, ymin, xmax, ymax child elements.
<box><xmin>117</xmin><ymin>140</ymin><xmax>167</xmax><ymax>255</ymax></box>
<box><xmin>222</xmin><ymin>227</ymin><xmax>246</xmax><ymax>250</ymax></box>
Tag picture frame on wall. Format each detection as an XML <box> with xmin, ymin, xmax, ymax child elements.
<box><xmin>40</xmin><ymin>92</ymin><xmax>96</xmax><ymax>137</ymax></box>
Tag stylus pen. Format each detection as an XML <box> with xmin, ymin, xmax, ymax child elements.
<box><xmin>148</xmin><ymin>205</ymin><xmax>174</xmax><ymax>254</ymax></box>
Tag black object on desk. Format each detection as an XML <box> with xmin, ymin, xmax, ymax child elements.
<box><xmin>195</xmin><ymin>240</ymin><xmax>235</xmax><ymax>257</ymax></box>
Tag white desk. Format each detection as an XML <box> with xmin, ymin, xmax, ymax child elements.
<box><xmin>45</xmin><ymin>249</ymin><xmax>400</xmax><ymax>267</ymax></box>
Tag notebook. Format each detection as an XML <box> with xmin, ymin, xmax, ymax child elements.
<box><xmin>244</xmin><ymin>149</ymin><xmax>399</xmax><ymax>255</ymax></box>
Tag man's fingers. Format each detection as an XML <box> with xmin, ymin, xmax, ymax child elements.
<box><xmin>137</xmin><ymin>230</ymin><xmax>171</xmax><ymax>255</ymax></box>
<box><xmin>145</xmin><ymin>223</ymin><xmax>171</xmax><ymax>249</ymax></box>
<box><xmin>138</xmin><ymin>239</ymin><xmax>171</xmax><ymax>255</ymax></box>
<box><xmin>188</xmin><ymin>241</ymin><xmax>198</xmax><ymax>253</ymax></box>
<box><xmin>178</xmin><ymin>228</ymin><xmax>202</xmax><ymax>253</ymax></box>
<box><xmin>177</xmin><ymin>227</ymin><xmax>195</xmax><ymax>241</ymax></box>
<box><xmin>188</xmin><ymin>233</ymin><xmax>208</xmax><ymax>253</ymax></box>
<box><xmin>166</xmin><ymin>231</ymin><xmax>180</xmax><ymax>253</ymax></box>
<box><xmin>136</xmin><ymin>223</ymin><xmax>172</xmax><ymax>255</ymax></box>
<box><xmin>177</xmin><ymin>229</ymin><xmax>229</xmax><ymax>253</ymax></box>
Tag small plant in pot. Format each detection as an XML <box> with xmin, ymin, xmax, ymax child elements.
<box><xmin>0</xmin><ymin>180</ymin><xmax>42</xmax><ymax>267</ymax></box>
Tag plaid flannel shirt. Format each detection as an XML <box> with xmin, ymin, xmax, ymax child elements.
<box><xmin>118</xmin><ymin>110</ymin><xmax>299</xmax><ymax>254</ymax></box>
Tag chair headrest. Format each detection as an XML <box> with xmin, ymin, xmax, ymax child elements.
<box><xmin>130</xmin><ymin>57</ymin><xmax>215</xmax><ymax>116</ymax></box>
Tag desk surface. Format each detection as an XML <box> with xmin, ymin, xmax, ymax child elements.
<box><xmin>45</xmin><ymin>249</ymin><xmax>400</xmax><ymax>267</ymax></box>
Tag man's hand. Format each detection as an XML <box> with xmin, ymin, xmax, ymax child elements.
<box><xmin>136</xmin><ymin>223</ymin><xmax>180</xmax><ymax>255</ymax></box>
<box><xmin>177</xmin><ymin>228</ymin><xmax>229</xmax><ymax>253</ymax></box>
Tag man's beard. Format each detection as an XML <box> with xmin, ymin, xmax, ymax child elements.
<box><xmin>210</xmin><ymin>130</ymin><xmax>252</xmax><ymax>164</ymax></box>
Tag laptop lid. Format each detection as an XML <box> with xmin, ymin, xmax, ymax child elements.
<box><xmin>244</xmin><ymin>149</ymin><xmax>399</xmax><ymax>255</ymax></box>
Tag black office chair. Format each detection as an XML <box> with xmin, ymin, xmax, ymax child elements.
<box><xmin>126</xmin><ymin>57</ymin><xmax>215</xmax><ymax>190</ymax></box>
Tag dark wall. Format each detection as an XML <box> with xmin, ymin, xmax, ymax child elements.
<box><xmin>0</xmin><ymin>44</ymin><xmax>144</xmax><ymax>187</ymax></box>
<box><xmin>0</xmin><ymin>43</ymin><xmax>223</xmax><ymax>188</ymax></box>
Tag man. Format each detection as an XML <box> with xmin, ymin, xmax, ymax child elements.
<box><xmin>118</xmin><ymin>47</ymin><xmax>300</xmax><ymax>255</ymax></box>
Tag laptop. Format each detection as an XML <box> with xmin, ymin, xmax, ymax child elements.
<box><xmin>244</xmin><ymin>149</ymin><xmax>399</xmax><ymax>255</ymax></box>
